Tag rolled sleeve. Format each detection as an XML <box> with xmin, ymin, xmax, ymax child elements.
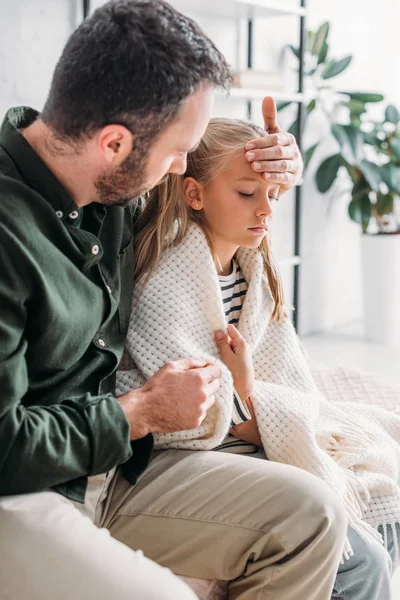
<box><xmin>231</xmin><ymin>388</ymin><xmax>252</xmax><ymax>426</ymax></box>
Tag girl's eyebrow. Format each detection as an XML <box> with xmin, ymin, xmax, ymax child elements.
<box><xmin>236</xmin><ymin>176</ymin><xmax>259</xmax><ymax>182</ymax></box>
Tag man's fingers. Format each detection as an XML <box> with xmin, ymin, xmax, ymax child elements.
<box><xmin>203</xmin><ymin>378</ymin><xmax>220</xmax><ymax>399</ymax></box>
<box><xmin>263</xmin><ymin>171</ymin><xmax>292</xmax><ymax>184</ymax></box>
<box><xmin>262</xmin><ymin>96</ymin><xmax>280</xmax><ymax>133</ymax></box>
<box><xmin>252</xmin><ymin>159</ymin><xmax>297</xmax><ymax>175</ymax></box>
<box><xmin>203</xmin><ymin>394</ymin><xmax>216</xmax><ymax>411</ymax></box>
<box><xmin>198</xmin><ymin>395</ymin><xmax>216</xmax><ymax>424</ymax></box>
<box><xmin>174</xmin><ymin>357</ymin><xmax>207</xmax><ymax>371</ymax></box>
<box><xmin>245</xmin><ymin>131</ymin><xmax>295</xmax><ymax>154</ymax></box>
<box><xmin>246</xmin><ymin>144</ymin><xmax>297</xmax><ymax>162</ymax></box>
<box><xmin>198</xmin><ymin>362</ymin><xmax>222</xmax><ymax>384</ymax></box>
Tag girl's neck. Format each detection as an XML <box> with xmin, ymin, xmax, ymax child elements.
<box><xmin>213</xmin><ymin>240</ymin><xmax>239</xmax><ymax>276</ymax></box>
<box><xmin>215</xmin><ymin>254</ymin><xmax>233</xmax><ymax>277</ymax></box>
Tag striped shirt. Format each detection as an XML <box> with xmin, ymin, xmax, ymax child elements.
<box><xmin>219</xmin><ymin>261</ymin><xmax>248</xmax><ymax>326</ymax></box>
<box><xmin>214</xmin><ymin>259</ymin><xmax>258</xmax><ymax>454</ymax></box>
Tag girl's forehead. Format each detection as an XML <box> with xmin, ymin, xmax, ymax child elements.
<box><xmin>221</xmin><ymin>153</ymin><xmax>261</xmax><ymax>179</ymax></box>
<box><xmin>219</xmin><ymin>153</ymin><xmax>280</xmax><ymax>192</ymax></box>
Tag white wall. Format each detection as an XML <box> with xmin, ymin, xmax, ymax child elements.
<box><xmin>299</xmin><ymin>0</ymin><xmax>400</xmax><ymax>334</ymax></box>
<box><xmin>0</xmin><ymin>0</ymin><xmax>80</xmax><ymax>117</ymax></box>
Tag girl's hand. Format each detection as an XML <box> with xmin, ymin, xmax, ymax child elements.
<box><xmin>214</xmin><ymin>324</ymin><xmax>254</xmax><ymax>400</ymax></box>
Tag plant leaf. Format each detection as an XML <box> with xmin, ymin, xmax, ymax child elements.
<box><xmin>346</xmin><ymin>99</ymin><xmax>367</xmax><ymax>118</ymax></box>
<box><xmin>390</xmin><ymin>137</ymin><xmax>400</xmax><ymax>160</ymax></box>
<box><xmin>307</xmin><ymin>30</ymin><xmax>315</xmax><ymax>53</ymax></box>
<box><xmin>375</xmin><ymin>192</ymin><xmax>394</xmax><ymax>216</ymax></box>
<box><xmin>307</xmin><ymin>99</ymin><xmax>316</xmax><ymax>114</ymax></box>
<box><xmin>318</xmin><ymin>41</ymin><xmax>329</xmax><ymax>65</ymax></box>
<box><xmin>332</xmin><ymin>124</ymin><xmax>364</xmax><ymax>165</ymax></box>
<box><xmin>363</xmin><ymin>130</ymin><xmax>380</xmax><ymax>146</ymax></box>
<box><xmin>289</xmin><ymin>44</ymin><xmax>300</xmax><ymax>60</ymax></box>
<box><xmin>321</xmin><ymin>55</ymin><xmax>352</xmax><ymax>80</ymax></box>
<box><xmin>339</xmin><ymin>92</ymin><xmax>384</xmax><ymax>103</ymax></box>
<box><xmin>381</xmin><ymin>163</ymin><xmax>400</xmax><ymax>193</ymax></box>
<box><xmin>288</xmin><ymin>119</ymin><xmax>298</xmax><ymax>136</ymax></box>
<box><xmin>315</xmin><ymin>154</ymin><xmax>342</xmax><ymax>193</ymax></box>
<box><xmin>385</xmin><ymin>104</ymin><xmax>400</xmax><ymax>124</ymax></box>
<box><xmin>305</xmin><ymin>142</ymin><xmax>319</xmax><ymax>169</ymax></box>
<box><xmin>348</xmin><ymin>194</ymin><xmax>371</xmax><ymax>232</ymax></box>
<box><xmin>276</xmin><ymin>101</ymin><xmax>292</xmax><ymax>112</ymax></box>
<box><xmin>311</xmin><ymin>22</ymin><xmax>329</xmax><ymax>56</ymax></box>
<box><xmin>359</xmin><ymin>160</ymin><xmax>383</xmax><ymax>191</ymax></box>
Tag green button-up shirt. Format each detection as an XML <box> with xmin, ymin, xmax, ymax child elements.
<box><xmin>0</xmin><ymin>107</ymin><xmax>153</xmax><ymax>502</ymax></box>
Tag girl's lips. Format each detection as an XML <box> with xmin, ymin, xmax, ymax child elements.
<box><xmin>248</xmin><ymin>226</ymin><xmax>268</xmax><ymax>234</ymax></box>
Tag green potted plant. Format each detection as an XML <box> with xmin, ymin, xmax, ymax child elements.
<box><xmin>279</xmin><ymin>23</ymin><xmax>400</xmax><ymax>344</ymax></box>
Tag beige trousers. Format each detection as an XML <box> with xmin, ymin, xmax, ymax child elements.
<box><xmin>0</xmin><ymin>488</ymin><xmax>197</xmax><ymax>600</ymax></box>
<box><xmin>0</xmin><ymin>449</ymin><xmax>347</xmax><ymax>600</ymax></box>
<box><xmin>103</xmin><ymin>449</ymin><xmax>348</xmax><ymax>599</ymax></box>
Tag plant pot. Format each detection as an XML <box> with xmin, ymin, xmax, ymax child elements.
<box><xmin>361</xmin><ymin>233</ymin><xmax>400</xmax><ymax>345</ymax></box>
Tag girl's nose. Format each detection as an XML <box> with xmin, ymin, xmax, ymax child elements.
<box><xmin>256</xmin><ymin>195</ymin><xmax>274</xmax><ymax>218</ymax></box>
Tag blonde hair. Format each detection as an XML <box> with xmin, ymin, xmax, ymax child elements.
<box><xmin>134</xmin><ymin>118</ymin><xmax>286</xmax><ymax>321</ymax></box>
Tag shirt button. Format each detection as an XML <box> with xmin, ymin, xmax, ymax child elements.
<box><xmin>106</xmin><ymin>285</ymin><xmax>112</xmax><ymax>294</ymax></box>
<box><xmin>91</xmin><ymin>244</ymin><xmax>100</xmax><ymax>255</ymax></box>
<box><xmin>98</xmin><ymin>338</ymin><xmax>106</xmax><ymax>347</ymax></box>
<box><xmin>55</xmin><ymin>210</ymin><xmax>63</xmax><ymax>218</ymax></box>
<box><xmin>69</xmin><ymin>210</ymin><xmax>79</xmax><ymax>219</ymax></box>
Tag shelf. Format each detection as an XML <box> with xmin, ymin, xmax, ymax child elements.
<box><xmin>234</xmin><ymin>0</ymin><xmax>307</xmax><ymax>18</ymax></box>
<box><xmin>228</xmin><ymin>88</ymin><xmax>310</xmax><ymax>103</ymax></box>
<box><xmin>278</xmin><ymin>255</ymin><xmax>302</xmax><ymax>267</ymax></box>
<box><xmin>170</xmin><ymin>0</ymin><xmax>306</xmax><ymax>20</ymax></box>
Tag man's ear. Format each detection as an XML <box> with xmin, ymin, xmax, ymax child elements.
<box><xmin>97</xmin><ymin>125</ymin><xmax>134</xmax><ymax>166</ymax></box>
<box><xmin>183</xmin><ymin>177</ymin><xmax>204</xmax><ymax>210</ymax></box>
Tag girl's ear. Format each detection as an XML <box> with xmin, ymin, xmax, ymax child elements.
<box><xmin>183</xmin><ymin>177</ymin><xmax>203</xmax><ymax>211</ymax></box>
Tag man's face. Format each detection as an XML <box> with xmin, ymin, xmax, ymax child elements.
<box><xmin>95</xmin><ymin>86</ymin><xmax>215</xmax><ymax>206</ymax></box>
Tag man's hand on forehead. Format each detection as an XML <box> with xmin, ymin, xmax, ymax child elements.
<box><xmin>244</xmin><ymin>96</ymin><xmax>304</xmax><ymax>194</ymax></box>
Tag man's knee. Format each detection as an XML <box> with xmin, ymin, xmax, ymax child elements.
<box><xmin>262</xmin><ymin>465</ymin><xmax>348</xmax><ymax>554</ymax></box>
<box><xmin>297</xmin><ymin>470</ymin><xmax>348</xmax><ymax>533</ymax></box>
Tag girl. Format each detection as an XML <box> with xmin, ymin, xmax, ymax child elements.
<box><xmin>117</xmin><ymin>118</ymin><xmax>400</xmax><ymax>599</ymax></box>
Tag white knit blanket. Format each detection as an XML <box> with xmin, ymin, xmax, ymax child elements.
<box><xmin>116</xmin><ymin>224</ymin><xmax>400</xmax><ymax>553</ymax></box>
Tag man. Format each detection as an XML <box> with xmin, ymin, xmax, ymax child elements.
<box><xmin>0</xmin><ymin>1</ymin><xmax>347</xmax><ymax>599</ymax></box>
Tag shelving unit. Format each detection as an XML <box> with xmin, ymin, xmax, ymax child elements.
<box><xmin>242</xmin><ymin>0</ymin><xmax>306</xmax><ymax>329</ymax></box>
<box><xmin>168</xmin><ymin>0</ymin><xmax>305</xmax><ymax>19</ymax></box>
<box><xmin>234</xmin><ymin>0</ymin><xmax>306</xmax><ymax>18</ymax></box>
<box><xmin>83</xmin><ymin>0</ymin><xmax>90</xmax><ymax>18</ymax></box>
<box><xmin>82</xmin><ymin>0</ymin><xmax>306</xmax><ymax>328</ymax></box>
<box><xmin>230</xmin><ymin>89</ymin><xmax>308</xmax><ymax>102</ymax></box>
<box><xmin>279</xmin><ymin>255</ymin><xmax>301</xmax><ymax>267</ymax></box>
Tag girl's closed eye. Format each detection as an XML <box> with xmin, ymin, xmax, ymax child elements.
<box><xmin>238</xmin><ymin>191</ymin><xmax>254</xmax><ymax>198</ymax></box>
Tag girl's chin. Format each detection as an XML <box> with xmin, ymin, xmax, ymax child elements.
<box><xmin>238</xmin><ymin>239</ymin><xmax>264</xmax><ymax>250</ymax></box>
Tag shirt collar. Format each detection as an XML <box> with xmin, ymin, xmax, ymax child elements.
<box><xmin>0</xmin><ymin>107</ymin><xmax>80</xmax><ymax>222</ymax></box>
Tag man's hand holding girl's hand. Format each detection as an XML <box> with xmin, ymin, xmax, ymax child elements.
<box><xmin>118</xmin><ymin>358</ymin><xmax>221</xmax><ymax>440</ymax></box>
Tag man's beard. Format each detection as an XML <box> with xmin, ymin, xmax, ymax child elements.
<box><xmin>94</xmin><ymin>146</ymin><xmax>150</xmax><ymax>207</ymax></box>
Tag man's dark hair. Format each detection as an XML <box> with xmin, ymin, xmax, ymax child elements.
<box><xmin>41</xmin><ymin>0</ymin><xmax>231</xmax><ymax>143</ymax></box>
